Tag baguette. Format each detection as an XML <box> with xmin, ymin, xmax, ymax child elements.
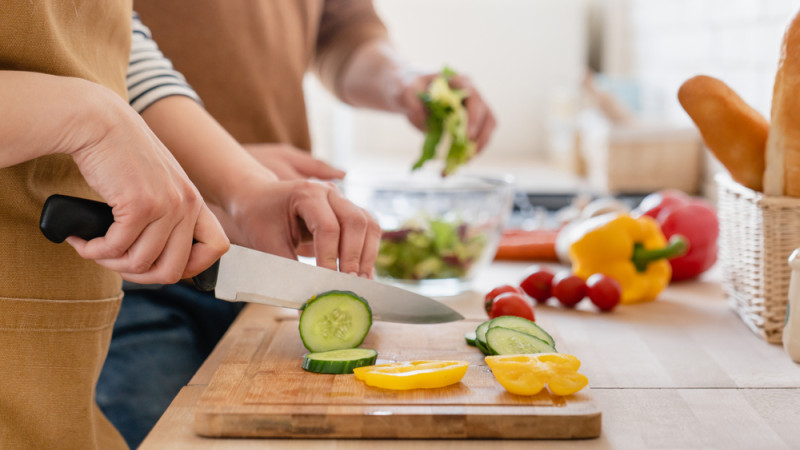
<box><xmin>766</xmin><ymin>11</ymin><xmax>800</xmax><ymax>196</ymax></box>
<box><xmin>678</xmin><ymin>75</ymin><xmax>768</xmax><ymax>192</ymax></box>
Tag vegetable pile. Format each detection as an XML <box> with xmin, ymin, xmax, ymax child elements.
<box><xmin>297</xmin><ymin>291</ymin><xmax>587</xmax><ymax>397</ymax></box>
<box><xmin>298</xmin><ymin>291</ymin><xmax>470</xmax><ymax>390</ymax></box>
<box><xmin>376</xmin><ymin>218</ymin><xmax>486</xmax><ymax>280</ymax></box>
<box><xmin>548</xmin><ymin>189</ymin><xmax>717</xmax><ymax>305</ymax></box>
<box><xmin>466</xmin><ymin>315</ymin><xmax>588</xmax><ymax>396</ymax></box>
<box><xmin>413</xmin><ymin>67</ymin><xmax>477</xmax><ymax>176</ymax></box>
<box><xmin>632</xmin><ymin>190</ymin><xmax>719</xmax><ymax>281</ymax></box>
<box><xmin>557</xmin><ymin>214</ymin><xmax>688</xmax><ymax>304</ymax></box>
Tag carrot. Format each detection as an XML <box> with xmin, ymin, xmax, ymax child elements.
<box><xmin>494</xmin><ymin>229</ymin><xmax>559</xmax><ymax>261</ymax></box>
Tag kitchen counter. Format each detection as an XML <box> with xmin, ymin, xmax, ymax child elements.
<box><xmin>140</xmin><ymin>262</ymin><xmax>800</xmax><ymax>449</ymax></box>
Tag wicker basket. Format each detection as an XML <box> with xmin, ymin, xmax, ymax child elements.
<box><xmin>580</xmin><ymin>124</ymin><xmax>703</xmax><ymax>194</ymax></box>
<box><xmin>716</xmin><ymin>174</ymin><xmax>800</xmax><ymax>343</ymax></box>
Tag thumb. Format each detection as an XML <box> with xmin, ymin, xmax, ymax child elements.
<box><xmin>182</xmin><ymin>207</ymin><xmax>230</xmax><ymax>278</ymax></box>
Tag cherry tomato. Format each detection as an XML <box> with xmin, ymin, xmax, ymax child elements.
<box><xmin>520</xmin><ymin>266</ymin><xmax>555</xmax><ymax>303</ymax></box>
<box><xmin>484</xmin><ymin>284</ymin><xmax>524</xmax><ymax>314</ymax></box>
<box><xmin>488</xmin><ymin>292</ymin><xmax>535</xmax><ymax>321</ymax></box>
<box><xmin>551</xmin><ymin>271</ymin><xmax>587</xmax><ymax>307</ymax></box>
<box><xmin>586</xmin><ymin>274</ymin><xmax>622</xmax><ymax>311</ymax></box>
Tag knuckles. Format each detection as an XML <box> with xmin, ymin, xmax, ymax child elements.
<box><xmin>342</xmin><ymin>211</ymin><xmax>369</xmax><ymax>231</ymax></box>
<box><xmin>102</xmin><ymin>241</ymin><xmax>128</xmax><ymax>259</ymax></box>
<box><xmin>160</xmin><ymin>269</ymin><xmax>183</xmax><ymax>285</ymax></box>
<box><xmin>365</xmin><ymin>218</ymin><xmax>382</xmax><ymax>238</ymax></box>
<box><xmin>315</xmin><ymin>221</ymin><xmax>341</xmax><ymax>238</ymax></box>
<box><xmin>127</xmin><ymin>256</ymin><xmax>155</xmax><ymax>275</ymax></box>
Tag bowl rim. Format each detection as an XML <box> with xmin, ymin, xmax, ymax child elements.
<box><xmin>338</xmin><ymin>172</ymin><xmax>515</xmax><ymax>194</ymax></box>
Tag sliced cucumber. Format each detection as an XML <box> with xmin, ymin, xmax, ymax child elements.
<box><xmin>299</xmin><ymin>290</ymin><xmax>372</xmax><ymax>352</ymax></box>
<box><xmin>488</xmin><ymin>315</ymin><xmax>556</xmax><ymax>348</ymax></box>
<box><xmin>302</xmin><ymin>348</ymin><xmax>378</xmax><ymax>374</ymax></box>
<box><xmin>486</xmin><ymin>327</ymin><xmax>557</xmax><ymax>355</ymax></box>
<box><xmin>465</xmin><ymin>331</ymin><xmax>478</xmax><ymax>347</ymax></box>
<box><xmin>474</xmin><ymin>320</ymin><xmax>493</xmax><ymax>355</ymax></box>
<box><xmin>475</xmin><ymin>320</ymin><xmax>491</xmax><ymax>347</ymax></box>
<box><xmin>475</xmin><ymin>338</ymin><xmax>492</xmax><ymax>355</ymax></box>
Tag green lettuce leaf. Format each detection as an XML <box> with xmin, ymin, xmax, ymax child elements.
<box><xmin>412</xmin><ymin>67</ymin><xmax>477</xmax><ymax>176</ymax></box>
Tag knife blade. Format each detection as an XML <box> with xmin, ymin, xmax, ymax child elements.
<box><xmin>39</xmin><ymin>194</ymin><xmax>464</xmax><ymax>324</ymax></box>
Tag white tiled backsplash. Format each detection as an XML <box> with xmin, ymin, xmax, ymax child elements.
<box><xmin>626</xmin><ymin>0</ymin><xmax>798</xmax><ymax>124</ymax></box>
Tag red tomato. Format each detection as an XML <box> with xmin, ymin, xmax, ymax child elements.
<box><xmin>586</xmin><ymin>274</ymin><xmax>622</xmax><ymax>311</ymax></box>
<box><xmin>488</xmin><ymin>292</ymin><xmax>535</xmax><ymax>321</ymax></box>
<box><xmin>484</xmin><ymin>284</ymin><xmax>524</xmax><ymax>314</ymax></box>
<box><xmin>520</xmin><ymin>266</ymin><xmax>555</xmax><ymax>303</ymax></box>
<box><xmin>551</xmin><ymin>271</ymin><xmax>587</xmax><ymax>307</ymax></box>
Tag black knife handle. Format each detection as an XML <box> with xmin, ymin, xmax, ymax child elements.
<box><xmin>40</xmin><ymin>194</ymin><xmax>219</xmax><ymax>291</ymax></box>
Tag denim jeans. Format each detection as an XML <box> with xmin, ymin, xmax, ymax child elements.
<box><xmin>96</xmin><ymin>284</ymin><xmax>243</xmax><ymax>448</ymax></box>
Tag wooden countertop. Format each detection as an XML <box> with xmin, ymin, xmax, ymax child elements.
<box><xmin>140</xmin><ymin>262</ymin><xmax>800</xmax><ymax>449</ymax></box>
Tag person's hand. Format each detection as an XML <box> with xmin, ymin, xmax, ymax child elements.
<box><xmin>62</xmin><ymin>81</ymin><xmax>229</xmax><ymax>284</ymax></box>
<box><xmin>244</xmin><ymin>143</ymin><xmax>345</xmax><ymax>181</ymax></box>
<box><xmin>226</xmin><ymin>179</ymin><xmax>381</xmax><ymax>278</ymax></box>
<box><xmin>397</xmin><ymin>71</ymin><xmax>497</xmax><ymax>152</ymax></box>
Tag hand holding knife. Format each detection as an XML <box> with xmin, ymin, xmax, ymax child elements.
<box><xmin>40</xmin><ymin>194</ymin><xmax>463</xmax><ymax>324</ymax></box>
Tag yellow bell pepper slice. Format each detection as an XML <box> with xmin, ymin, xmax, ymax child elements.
<box><xmin>352</xmin><ymin>360</ymin><xmax>468</xmax><ymax>390</ymax></box>
<box><xmin>485</xmin><ymin>353</ymin><xmax>588</xmax><ymax>396</ymax></box>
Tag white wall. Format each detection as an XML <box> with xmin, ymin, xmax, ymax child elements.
<box><xmin>306</xmin><ymin>0</ymin><xmax>588</xmax><ymax>170</ymax></box>
<box><xmin>622</xmin><ymin>0</ymin><xmax>798</xmax><ymax>123</ymax></box>
<box><xmin>595</xmin><ymin>0</ymin><xmax>799</xmax><ymax>196</ymax></box>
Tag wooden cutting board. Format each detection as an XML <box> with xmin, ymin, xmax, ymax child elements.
<box><xmin>194</xmin><ymin>316</ymin><xmax>601</xmax><ymax>439</ymax></box>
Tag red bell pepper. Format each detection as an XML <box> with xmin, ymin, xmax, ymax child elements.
<box><xmin>633</xmin><ymin>190</ymin><xmax>719</xmax><ymax>281</ymax></box>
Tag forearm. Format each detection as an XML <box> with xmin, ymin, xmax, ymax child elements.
<box><xmin>0</xmin><ymin>71</ymin><xmax>116</xmax><ymax>167</ymax></box>
<box><xmin>0</xmin><ymin>71</ymin><xmax>228</xmax><ymax>283</ymax></box>
<box><xmin>338</xmin><ymin>39</ymin><xmax>421</xmax><ymax>113</ymax></box>
<box><xmin>140</xmin><ymin>95</ymin><xmax>278</xmax><ymax>213</ymax></box>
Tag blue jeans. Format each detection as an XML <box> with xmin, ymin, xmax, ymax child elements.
<box><xmin>96</xmin><ymin>284</ymin><xmax>243</xmax><ymax>448</ymax></box>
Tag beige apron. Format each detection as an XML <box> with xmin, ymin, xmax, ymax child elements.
<box><xmin>0</xmin><ymin>1</ymin><xmax>132</xmax><ymax>448</ymax></box>
<box><xmin>135</xmin><ymin>0</ymin><xmax>388</xmax><ymax>149</ymax></box>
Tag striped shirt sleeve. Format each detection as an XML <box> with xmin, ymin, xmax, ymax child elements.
<box><xmin>128</xmin><ymin>13</ymin><xmax>202</xmax><ymax>113</ymax></box>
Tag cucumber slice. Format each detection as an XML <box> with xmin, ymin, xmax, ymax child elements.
<box><xmin>465</xmin><ymin>331</ymin><xmax>477</xmax><ymax>346</ymax></box>
<box><xmin>475</xmin><ymin>320</ymin><xmax>493</xmax><ymax>355</ymax></box>
<box><xmin>476</xmin><ymin>320</ymin><xmax>491</xmax><ymax>347</ymax></box>
<box><xmin>486</xmin><ymin>327</ymin><xmax>557</xmax><ymax>355</ymax></box>
<box><xmin>488</xmin><ymin>315</ymin><xmax>556</xmax><ymax>348</ymax></box>
<box><xmin>302</xmin><ymin>348</ymin><xmax>378</xmax><ymax>374</ymax></box>
<box><xmin>299</xmin><ymin>290</ymin><xmax>372</xmax><ymax>352</ymax></box>
<box><xmin>475</xmin><ymin>338</ymin><xmax>493</xmax><ymax>356</ymax></box>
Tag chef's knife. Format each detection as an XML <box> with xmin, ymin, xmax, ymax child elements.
<box><xmin>39</xmin><ymin>194</ymin><xmax>464</xmax><ymax>324</ymax></box>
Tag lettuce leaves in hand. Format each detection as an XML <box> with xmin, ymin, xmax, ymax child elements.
<box><xmin>412</xmin><ymin>68</ymin><xmax>477</xmax><ymax>176</ymax></box>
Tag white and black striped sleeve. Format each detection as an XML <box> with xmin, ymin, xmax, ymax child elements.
<box><xmin>128</xmin><ymin>13</ymin><xmax>201</xmax><ymax>113</ymax></box>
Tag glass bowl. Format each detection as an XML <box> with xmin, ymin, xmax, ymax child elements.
<box><xmin>339</xmin><ymin>171</ymin><xmax>514</xmax><ymax>296</ymax></box>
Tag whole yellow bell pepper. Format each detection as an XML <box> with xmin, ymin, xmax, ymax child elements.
<box><xmin>485</xmin><ymin>353</ymin><xmax>588</xmax><ymax>396</ymax></box>
<box><xmin>353</xmin><ymin>360</ymin><xmax>468</xmax><ymax>390</ymax></box>
<box><xmin>569</xmin><ymin>214</ymin><xmax>688</xmax><ymax>304</ymax></box>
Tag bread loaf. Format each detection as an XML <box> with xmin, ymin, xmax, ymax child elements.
<box><xmin>766</xmin><ymin>11</ymin><xmax>800</xmax><ymax>196</ymax></box>
<box><xmin>678</xmin><ymin>75</ymin><xmax>768</xmax><ymax>192</ymax></box>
